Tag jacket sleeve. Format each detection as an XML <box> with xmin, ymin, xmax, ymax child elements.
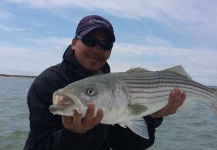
<box><xmin>110</xmin><ymin>116</ymin><xmax>163</xmax><ymax>150</ymax></box>
<box><xmin>26</xmin><ymin>79</ymin><xmax>97</xmax><ymax>150</ymax></box>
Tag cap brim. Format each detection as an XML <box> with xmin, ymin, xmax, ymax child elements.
<box><xmin>79</xmin><ymin>26</ymin><xmax>115</xmax><ymax>42</ymax></box>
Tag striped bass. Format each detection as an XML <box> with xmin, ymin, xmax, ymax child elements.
<box><xmin>49</xmin><ymin>65</ymin><xmax>217</xmax><ymax>139</ymax></box>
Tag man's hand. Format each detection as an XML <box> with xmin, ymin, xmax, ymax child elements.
<box><xmin>151</xmin><ymin>87</ymin><xmax>186</xmax><ymax>119</ymax></box>
<box><xmin>62</xmin><ymin>102</ymin><xmax>103</xmax><ymax>134</ymax></box>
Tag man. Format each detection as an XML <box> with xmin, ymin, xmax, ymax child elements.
<box><xmin>24</xmin><ymin>15</ymin><xmax>186</xmax><ymax>150</ymax></box>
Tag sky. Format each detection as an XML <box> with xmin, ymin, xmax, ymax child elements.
<box><xmin>0</xmin><ymin>0</ymin><xmax>217</xmax><ymax>86</ymax></box>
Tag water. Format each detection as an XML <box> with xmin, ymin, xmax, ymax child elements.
<box><xmin>0</xmin><ymin>77</ymin><xmax>217</xmax><ymax>150</ymax></box>
<box><xmin>148</xmin><ymin>104</ymin><xmax>217</xmax><ymax>150</ymax></box>
<box><xmin>0</xmin><ymin>77</ymin><xmax>33</xmax><ymax>150</ymax></box>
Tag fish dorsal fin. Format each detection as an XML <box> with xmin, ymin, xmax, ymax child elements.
<box><xmin>163</xmin><ymin>65</ymin><xmax>192</xmax><ymax>79</ymax></box>
<box><xmin>126</xmin><ymin>67</ymin><xmax>150</xmax><ymax>73</ymax></box>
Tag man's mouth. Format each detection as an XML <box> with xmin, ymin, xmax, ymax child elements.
<box><xmin>86</xmin><ymin>54</ymin><xmax>103</xmax><ymax>62</ymax></box>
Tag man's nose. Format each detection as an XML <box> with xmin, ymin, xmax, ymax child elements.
<box><xmin>93</xmin><ymin>44</ymin><xmax>102</xmax><ymax>52</ymax></box>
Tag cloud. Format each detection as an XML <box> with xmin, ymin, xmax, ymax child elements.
<box><xmin>0</xmin><ymin>9</ymin><xmax>13</xmax><ymax>20</ymax></box>
<box><xmin>0</xmin><ymin>24</ymin><xmax>32</xmax><ymax>32</ymax></box>
<box><xmin>6</xmin><ymin>0</ymin><xmax>217</xmax><ymax>45</ymax></box>
<box><xmin>144</xmin><ymin>36</ymin><xmax>172</xmax><ymax>47</ymax></box>
<box><xmin>115</xmin><ymin>43</ymin><xmax>217</xmax><ymax>69</ymax></box>
<box><xmin>26</xmin><ymin>37</ymin><xmax>72</xmax><ymax>46</ymax></box>
<box><xmin>0</xmin><ymin>24</ymin><xmax>12</xmax><ymax>31</ymax></box>
<box><xmin>6</xmin><ymin>1</ymin><xmax>217</xmax><ymax>27</ymax></box>
<box><xmin>0</xmin><ymin>44</ymin><xmax>62</xmax><ymax>75</ymax></box>
<box><xmin>2</xmin><ymin>0</ymin><xmax>217</xmax><ymax>85</ymax></box>
<box><xmin>110</xmin><ymin>42</ymin><xmax>217</xmax><ymax>85</ymax></box>
<box><xmin>0</xmin><ymin>39</ymin><xmax>216</xmax><ymax>85</ymax></box>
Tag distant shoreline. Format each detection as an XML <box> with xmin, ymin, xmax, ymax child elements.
<box><xmin>0</xmin><ymin>74</ymin><xmax>37</xmax><ymax>78</ymax></box>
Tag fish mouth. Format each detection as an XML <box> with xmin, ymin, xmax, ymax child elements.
<box><xmin>49</xmin><ymin>89</ymin><xmax>85</xmax><ymax>115</ymax></box>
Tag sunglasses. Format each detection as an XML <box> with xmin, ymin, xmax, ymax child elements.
<box><xmin>76</xmin><ymin>35</ymin><xmax>113</xmax><ymax>51</ymax></box>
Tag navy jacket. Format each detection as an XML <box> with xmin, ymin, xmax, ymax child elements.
<box><xmin>24</xmin><ymin>45</ymin><xmax>163</xmax><ymax>150</ymax></box>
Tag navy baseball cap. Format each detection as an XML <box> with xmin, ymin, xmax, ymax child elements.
<box><xmin>76</xmin><ymin>15</ymin><xmax>115</xmax><ymax>42</ymax></box>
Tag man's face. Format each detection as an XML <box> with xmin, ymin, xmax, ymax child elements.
<box><xmin>72</xmin><ymin>28</ymin><xmax>112</xmax><ymax>73</ymax></box>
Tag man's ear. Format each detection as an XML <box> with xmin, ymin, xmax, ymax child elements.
<box><xmin>71</xmin><ymin>38</ymin><xmax>77</xmax><ymax>49</ymax></box>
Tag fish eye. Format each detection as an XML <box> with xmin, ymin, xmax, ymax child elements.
<box><xmin>86</xmin><ymin>88</ymin><xmax>95</xmax><ymax>96</ymax></box>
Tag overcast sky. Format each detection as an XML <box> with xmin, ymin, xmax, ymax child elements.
<box><xmin>1</xmin><ymin>0</ymin><xmax>217</xmax><ymax>86</ymax></box>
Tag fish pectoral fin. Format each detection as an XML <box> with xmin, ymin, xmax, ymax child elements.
<box><xmin>127</xmin><ymin>104</ymin><xmax>148</xmax><ymax>116</ymax></box>
<box><xmin>119</xmin><ymin>123</ymin><xmax>127</xmax><ymax>128</ymax></box>
<box><xmin>124</xmin><ymin>118</ymin><xmax>149</xmax><ymax>139</ymax></box>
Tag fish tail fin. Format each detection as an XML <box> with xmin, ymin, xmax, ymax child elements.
<box><xmin>210</xmin><ymin>105</ymin><xmax>217</xmax><ymax>118</ymax></box>
<box><xmin>209</xmin><ymin>88</ymin><xmax>217</xmax><ymax>118</ymax></box>
<box><xmin>177</xmin><ymin>101</ymin><xmax>191</xmax><ymax>118</ymax></box>
<box><xmin>212</xmin><ymin>94</ymin><xmax>217</xmax><ymax>118</ymax></box>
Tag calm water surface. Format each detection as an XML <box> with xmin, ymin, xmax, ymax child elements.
<box><xmin>0</xmin><ymin>77</ymin><xmax>216</xmax><ymax>150</ymax></box>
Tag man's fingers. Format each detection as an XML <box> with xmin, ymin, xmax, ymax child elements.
<box><xmin>62</xmin><ymin>116</ymin><xmax>73</xmax><ymax>129</ymax></box>
<box><xmin>62</xmin><ymin>103</ymin><xmax>104</xmax><ymax>133</ymax></box>
<box><xmin>91</xmin><ymin>108</ymin><xmax>103</xmax><ymax>127</ymax></box>
<box><xmin>170</xmin><ymin>87</ymin><xmax>186</xmax><ymax>112</ymax></box>
<box><xmin>82</xmin><ymin>103</ymin><xmax>103</xmax><ymax>130</ymax></box>
<box><xmin>175</xmin><ymin>87</ymin><xmax>186</xmax><ymax>108</ymax></box>
<box><xmin>174</xmin><ymin>87</ymin><xmax>181</xmax><ymax>100</ymax></box>
<box><xmin>181</xmin><ymin>92</ymin><xmax>187</xmax><ymax>103</ymax></box>
<box><xmin>72</xmin><ymin>110</ymin><xmax>82</xmax><ymax>127</ymax></box>
<box><xmin>167</xmin><ymin>87</ymin><xmax>182</xmax><ymax>114</ymax></box>
<box><xmin>151</xmin><ymin>87</ymin><xmax>187</xmax><ymax>118</ymax></box>
<box><xmin>174</xmin><ymin>87</ymin><xmax>182</xmax><ymax>108</ymax></box>
<box><xmin>168</xmin><ymin>90</ymin><xmax>176</xmax><ymax>106</ymax></box>
<box><xmin>82</xmin><ymin>102</ymin><xmax>95</xmax><ymax>125</ymax></box>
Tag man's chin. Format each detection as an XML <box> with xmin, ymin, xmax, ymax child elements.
<box><xmin>85</xmin><ymin>64</ymin><xmax>101</xmax><ymax>72</ymax></box>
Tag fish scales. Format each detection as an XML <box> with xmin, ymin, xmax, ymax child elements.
<box><xmin>112</xmin><ymin>72</ymin><xmax>216</xmax><ymax>105</ymax></box>
<box><xmin>125</xmin><ymin>80</ymin><xmax>215</xmax><ymax>100</ymax></box>
<box><xmin>118</xmin><ymin>72</ymin><xmax>215</xmax><ymax>96</ymax></box>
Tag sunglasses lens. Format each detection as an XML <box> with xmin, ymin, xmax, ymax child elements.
<box><xmin>99</xmin><ymin>41</ymin><xmax>113</xmax><ymax>50</ymax></box>
<box><xmin>77</xmin><ymin>35</ymin><xmax>113</xmax><ymax>50</ymax></box>
<box><xmin>82</xmin><ymin>37</ymin><xmax>97</xmax><ymax>47</ymax></box>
